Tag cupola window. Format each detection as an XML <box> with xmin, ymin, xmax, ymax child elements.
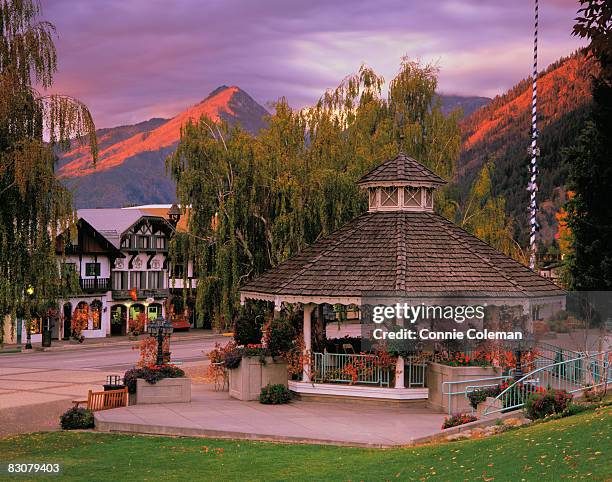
<box><xmin>425</xmin><ymin>188</ymin><xmax>433</xmax><ymax>208</ymax></box>
<box><xmin>358</xmin><ymin>153</ymin><xmax>446</xmax><ymax>213</ymax></box>
<box><xmin>403</xmin><ymin>186</ymin><xmax>421</xmax><ymax>207</ymax></box>
<box><xmin>368</xmin><ymin>188</ymin><xmax>378</xmax><ymax>209</ymax></box>
<box><xmin>381</xmin><ymin>187</ymin><xmax>398</xmax><ymax>207</ymax></box>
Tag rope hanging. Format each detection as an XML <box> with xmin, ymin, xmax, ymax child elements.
<box><xmin>528</xmin><ymin>0</ymin><xmax>539</xmax><ymax>271</ymax></box>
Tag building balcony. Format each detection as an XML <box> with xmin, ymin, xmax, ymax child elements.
<box><xmin>80</xmin><ymin>277</ymin><xmax>111</xmax><ymax>292</ymax></box>
<box><xmin>112</xmin><ymin>288</ymin><xmax>169</xmax><ymax>301</ymax></box>
<box><xmin>169</xmin><ymin>278</ymin><xmax>198</xmax><ymax>290</ymax></box>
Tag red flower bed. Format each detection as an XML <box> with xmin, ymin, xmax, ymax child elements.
<box><xmin>442</xmin><ymin>413</ymin><xmax>478</xmax><ymax>429</ymax></box>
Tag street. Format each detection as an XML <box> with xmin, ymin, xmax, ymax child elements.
<box><xmin>0</xmin><ymin>336</ymin><xmax>224</xmax><ymax>371</ymax></box>
<box><xmin>0</xmin><ymin>335</ymin><xmax>226</xmax><ymax>435</ymax></box>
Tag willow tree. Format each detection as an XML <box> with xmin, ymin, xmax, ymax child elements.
<box><xmin>170</xmin><ymin>59</ymin><xmax>464</xmax><ymax>331</ymax></box>
<box><xmin>0</xmin><ymin>0</ymin><xmax>97</xmax><ymax>342</ymax></box>
<box><xmin>449</xmin><ymin>161</ymin><xmax>525</xmax><ymax>262</ymax></box>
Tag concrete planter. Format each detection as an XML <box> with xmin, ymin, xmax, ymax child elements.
<box><xmin>135</xmin><ymin>377</ymin><xmax>191</xmax><ymax>404</ymax></box>
<box><xmin>427</xmin><ymin>362</ymin><xmax>501</xmax><ymax>414</ymax></box>
<box><xmin>229</xmin><ymin>356</ymin><xmax>288</xmax><ymax>401</ymax></box>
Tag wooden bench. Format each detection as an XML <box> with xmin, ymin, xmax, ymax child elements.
<box><xmin>72</xmin><ymin>388</ymin><xmax>128</xmax><ymax>411</ymax></box>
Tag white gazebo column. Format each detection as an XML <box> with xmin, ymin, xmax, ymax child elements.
<box><xmin>394</xmin><ymin>315</ymin><xmax>405</xmax><ymax>388</ymax></box>
<box><xmin>395</xmin><ymin>355</ymin><xmax>405</xmax><ymax>389</ymax></box>
<box><xmin>303</xmin><ymin>303</ymin><xmax>315</xmax><ymax>382</ymax></box>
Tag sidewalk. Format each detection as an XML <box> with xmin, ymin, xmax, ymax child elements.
<box><xmin>0</xmin><ymin>366</ymin><xmax>116</xmax><ymax>436</ymax></box>
<box><xmin>95</xmin><ymin>384</ymin><xmax>448</xmax><ymax>448</ymax></box>
<box><xmin>1</xmin><ymin>330</ymin><xmax>226</xmax><ymax>354</ymax></box>
<box><xmin>0</xmin><ymin>361</ymin><xmax>209</xmax><ymax>436</ymax></box>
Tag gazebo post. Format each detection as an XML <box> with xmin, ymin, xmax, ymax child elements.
<box><xmin>395</xmin><ymin>355</ymin><xmax>405</xmax><ymax>389</ymax></box>
<box><xmin>303</xmin><ymin>303</ymin><xmax>315</xmax><ymax>382</ymax></box>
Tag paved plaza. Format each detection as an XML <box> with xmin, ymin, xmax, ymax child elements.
<box><xmin>96</xmin><ymin>384</ymin><xmax>448</xmax><ymax>447</ymax></box>
<box><xmin>0</xmin><ymin>335</ymin><xmax>222</xmax><ymax>435</ymax></box>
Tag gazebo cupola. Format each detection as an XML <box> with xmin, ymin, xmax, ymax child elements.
<box><xmin>357</xmin><ymin>152</ymin><xmax>447</xmax><ymax>213</ymax></box>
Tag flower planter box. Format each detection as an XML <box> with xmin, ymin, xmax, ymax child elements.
<box><xmin>229</xmin><ymin>356</ymin><xmax>288</xmax><ymax>401</ymax></box>
<box><xmin>135</xmin><ymin>377</ymin><xmax>191</xmax><ymax>404</ymax></box>
<box><xmin>427</xmin><ymin>362</ymin><xmax>501</xmax><ymax>414</ymax></box>
<box><xmin>476</xmin><ymin>396</ymin><xmax>504</xmax><ymax>419</ymax></box>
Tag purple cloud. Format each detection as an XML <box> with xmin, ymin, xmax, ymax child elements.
<box><xmin>41</xmin><ymin>0</ymin><xmax>585</xmax><ymax>128</ymax></box>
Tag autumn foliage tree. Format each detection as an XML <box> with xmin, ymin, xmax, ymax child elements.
<box><xmin>0</xmin><ymin>0</ymin><xmax>97</xmax><ymax>340</ymax></box>
<box><xmin>449</xmin><ymin>161</ymin><xmax>524</xmax><ymax>262</ymax></box>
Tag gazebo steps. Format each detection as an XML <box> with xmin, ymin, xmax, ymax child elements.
<box><xmin>289</xmin><ymin>381</ymin><xmax>428</xmax><ymax>405</ymax></box>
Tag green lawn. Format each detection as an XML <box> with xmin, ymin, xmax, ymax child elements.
<box><xmin>0</xmin><ymin>406</ymin><xmax>610</xmax><ymax>481</ymax></box>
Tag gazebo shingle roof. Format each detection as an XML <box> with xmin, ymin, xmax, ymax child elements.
<box><xmin>241</xmin><ymin>211</ymin><xmax>562</xmax><ymax>299</ymax></box>
<box><xmin>357</xmin><ymin>152</ymin><xmax>447</xmax><ymax>186</ymax></box>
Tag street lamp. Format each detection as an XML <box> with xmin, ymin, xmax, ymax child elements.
<box><xmin>513</xmin><ymin>329</ymin><xmax>536</xmax><ymax>380</ymax></box>
<box><xmin>25</xmin><ymin>285</ymin><xmax>34</xmax><ymax>350</ymax></box>
<box><xmin>147</xmin><ymin>315</ymin><xmax>174</xmax><ymax>366</ymax></box>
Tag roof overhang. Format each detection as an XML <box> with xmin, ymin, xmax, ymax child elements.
<box><xmin>357</xmin><ymin>180</ymin><xmax>445</xmax><ymax>189</ymax></box>
<box><xmin>240</xmin><ymin>289</ymin><xmax>566</xmax><ymax>310</ymax></box>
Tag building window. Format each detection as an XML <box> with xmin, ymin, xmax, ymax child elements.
<box><xmin>154</xmin><ymin>236</ymin><xmax>166</xmax><ymax>250</ymax></box>
<box><xmin>85</xmin><ymin>263</ymin><xmax>101</xmax><ymax>277</ymax></box>
<box><xmin>112</xmin><ymin>271</ymin><xmax>128</xmax><ymax>290</ymax></box>
<box><xmin>137</xmin><ymin>235</ymin><xmax>150</xmax><ymax>250</ymax></box>
<box><xmin>381</xmin><ymin>187</ymin><xmax>398</xmax><ymax>207</ymax></box>
<box><xmin>28</xmin><ymin>318</ymin><xmax>42</xmax><ymax>334</ymax></box>
<box><xmin>148</xmin><ymin>271</ymin><xmax>164</xmax><ymax>289</ymax></box>
<box><xmin>147</xmin><ymin>303</ymin><xmax>162</xmax><ymax>320</ymax></box>
<box><xmin>403</xmin><ymin>186</ymin><xmax>421</xmax><ymax>207</ymax></box>
<box><xmin>425</xmin><ymin>188</ymin><xmax>433</xmax><ymax>208</ymax></box>
<box><xmin>91</xmin><ymin>300</ymin><xmax>102</xmax><ymax>330</ymax></box>
<box><xmin>130</xmin><ymin>271</ymin><xmax>146</xmax><ymax>289</ymax></box>
<box><xmin>121</xmin><ymin>237</ymin><xmax>130</xmax><ymax>249</ymax></box>
<box><xmin>172</xmin><ymin>263</ymin><xmax>184</xmax><ymax>278</ymax></box>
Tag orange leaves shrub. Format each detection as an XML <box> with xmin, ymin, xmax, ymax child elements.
<box><xmin>128</xmin><ymin>312</ymin><xmax>146</xmax><ymax>336</ymax></box>
<box><xmin>134</xmin><ymin>336</ymin><xmax>170</xmax><ymax>367</ymax></box>
<box><xmin>71</xmin><ymin>307</ymin><xmax>89</xmax><ymax>341</ymax></box>
<box><xmin>204</xmin><ymin>341</ymin><xmax>237</xmax><ymax>390</ymax></box>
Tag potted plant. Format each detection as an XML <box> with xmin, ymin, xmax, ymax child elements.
<box><xmin>427</xmin><ymin>351</ymin><xmax>502</xmax><ymax>413</ymax></box>
<box><xmin>226</xmin><ymin>317</ymin><xmax>294</xmax><ymax>401</ymax></box>
<box><xmin>123</xmin><ymin>365</ymin><xmax>190</xmax><ymax>404</ymax></box>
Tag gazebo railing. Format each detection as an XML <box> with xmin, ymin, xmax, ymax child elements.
<box><xmin>404</xmin><ymin>355</ymin><xmax>427</xmax><ymax>388</ymax></box>
<box><xmin>311</xmin><ymin>352</ymin><xmax>390</xmax><ymax>386</ymax></box>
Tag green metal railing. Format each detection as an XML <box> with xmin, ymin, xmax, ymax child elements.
<box><xmin>311</xmin><ymin>352</ymin><xmax>391</xmax><ymax>386</ymax></box>
<box><xmin>404</xmin><ymin>355</ymin><xmax>427</xmax><ymax>388</ymax></box>
<box><xmin>442</xmin><ymin>376</ymin><xmax>513</xmax><ymax>415</ymax></box>
<box><xmin>536</xmin><ymin>341</ymin><xmax>582</xmax><ymax>365</ymax></box>
<box><xmin>483</xmin><ymin>351</ymin><xmax>611</xmax><ymax>416</ymax></box>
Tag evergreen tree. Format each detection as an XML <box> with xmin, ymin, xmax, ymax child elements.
<box><xmin>564</xmin><ymin>0</ymin><xmax>612</xmax><ymax>289</ymax></box>
<box><xmin>0</xmin><ymin>0</ymin><xmax>97</xmax><ymax>340</ymax></box>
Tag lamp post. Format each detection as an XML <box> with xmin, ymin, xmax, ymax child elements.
<box><xmin>513</xmin><ymin>331</ymin><xmax>536</xmax><ymax>381</ymax></box>
<box><xmin>24</xmin><ymin>285</ymin><xmax>34</xmax><ymax>350</ymax></box>
<box><xmin>147</xmin><ymin>315</ymin><xmax>174</xmax><ymax>366</ymax></box>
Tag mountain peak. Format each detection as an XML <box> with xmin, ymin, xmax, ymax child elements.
<box><xmin>58</xmin><ymin>85</ymin><xmax>268</xmax><ymax>182</ymax></box>
<box><xmin>205</xmin><ymin>84</ymin><xmax>239</xmax><ymax>100</ymax></box>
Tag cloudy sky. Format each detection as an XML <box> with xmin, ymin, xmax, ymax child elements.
<box><xmin>42</xmin><ymin>0</ymin><xmax>585</xmax><ymax>128</ymax></box>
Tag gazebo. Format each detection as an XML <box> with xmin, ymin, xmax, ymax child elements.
<box><xmin>240</xmin><ymin>153</ymin><xmax>565</xmax><ymax>401</ymax></box>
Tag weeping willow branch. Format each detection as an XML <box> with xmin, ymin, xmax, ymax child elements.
<box><xmin>0</xmin><ymin>0</ymin><xmax>97</xmax><ymax>340</ymax></box>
